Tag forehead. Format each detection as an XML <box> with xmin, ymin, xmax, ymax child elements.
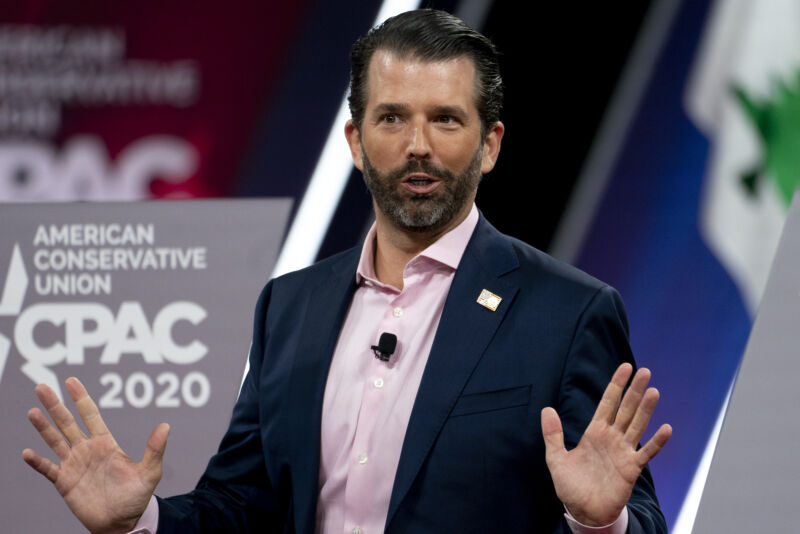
<box><xmin>364</xmin><ymin>50</ymin><xmax>478</xmax><ymax>111</ymax></box>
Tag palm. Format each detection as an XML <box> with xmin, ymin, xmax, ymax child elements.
<box><xmin>541</xmin><ymin>364</ymin><xmax>672</xmax><ymax>526</ymax></box>
<box><xmin>55</xmin><ymin>435</ymin><xmax>151</xmax><ymax>531</ymax></box>
<box><xmin>23</xmin><ymin>378</ymin><xmax>169</xmax><ymax>534</ymax></box>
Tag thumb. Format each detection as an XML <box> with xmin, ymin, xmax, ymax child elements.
<box><xmin>141</xmin><ymin>423</ymin><xmax>170</xmax><ymax>482</ymax></box>
<box><xmin>541</xmin><ymin>407</ymin><xmax>566</xmax><ymax>463</ymax></box>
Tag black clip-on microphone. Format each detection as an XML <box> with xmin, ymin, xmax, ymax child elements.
<box><xmin>371</xmin><ymin>332</ymin><xmax>397</xmax><ymax>362</ymax></box>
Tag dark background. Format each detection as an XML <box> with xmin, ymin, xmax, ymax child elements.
<box><xmin>230</xmin><ymin>1</ymin><xmax>655</xmax><ymax>258</ymax></box>
<box><xmin>478</xmin><ymin>2</ymin><xmax>653</xmax><ymax>250</ymax></box>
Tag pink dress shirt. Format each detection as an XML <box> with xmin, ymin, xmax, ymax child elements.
<box><xmin>131</xmin><ymin>204</ymin><xmax>626</xmax><ymax>534</ymax></box>
<box><xmin>315</xmin><ymin>206</ymin><xmax>479</xmax><ymax>534</ymax></box>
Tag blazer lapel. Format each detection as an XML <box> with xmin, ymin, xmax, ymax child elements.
<box><xmin>386</xmin><ymin>216</ymin><xmax>520</xmax><ymax>525</ymax></box>
<box><xmin>284</xmin><ymin>251</ymin><xmax>359</xmax><ymax>534</ymax></box>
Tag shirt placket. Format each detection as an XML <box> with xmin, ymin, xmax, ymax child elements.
<box><xmin>342</xmin><ymin>285</ymin><xmax>406</xmax><ymax>534</ymax></box>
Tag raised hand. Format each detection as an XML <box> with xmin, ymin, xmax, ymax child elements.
<box><xmin>23</xmin><ymin>377</ymin><xmax>169</xmax><ymax>534</ymax></box>
<box><xmin>541</xmin><ymin>363</ymin><xmax>672</xmax><ymax>527</ymax></box>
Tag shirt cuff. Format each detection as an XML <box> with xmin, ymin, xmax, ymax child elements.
<box><xmin>127</xmin><ymin>495</ymin><xmax>159</xmax><ymax>534</ymax></box>
<box><xmin>564</xmin><ymin>505</ymin><xmax>628</xmax><ymax>534</ymax></box>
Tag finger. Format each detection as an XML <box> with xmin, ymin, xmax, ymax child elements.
<box><xmin>624</xmin><ymin>387</ymin><xmax>660</xmax><ymax>445</ymax></box>
<box><xmin>65</xmin><ymin>377</ymin><xmax>110</xmax><ymax>438</ymax></box>
<box><xmin>635</xmin><ymin>423</ymin><xmax>673</xmax><ymax>466</ymax></box>
<box><xmin>541</xmin><ymin>407</ymin><xmax>566</xmax><ymax>464</ymax></box>
<box><xmin>35</xmin><ymin>383</ymin><xmax>87</xmax><ymax>446</ymax></box>
<box><xmin>613</xmin><ymin>368</ymin><xmax>651</xmax><ymax>431</ymax></box>
<box><xmin>592</xmin><ymin>363</ymin><xmax>633</xmax><ymax>424</ymax></box>
<box><xmin>140</xmin><ymin>423</ymin><xmax>170</xmax><ymax>484</ymax></box>
<box><xmin>27</xmin><ymin>407</ymin><xmax>70</xmax><ymax>460</ymax></box>
<box><xmin>22</xmin><ymin>448</ymin><xmax>60</xmax><ymax>484</ymax></box>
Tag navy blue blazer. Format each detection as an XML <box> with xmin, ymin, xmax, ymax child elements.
<box><xmin>157</xmin><ymin>215</ymin><xmax>666</xmax><ymax>533</ymax></box>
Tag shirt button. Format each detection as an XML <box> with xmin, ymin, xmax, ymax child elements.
<box><xmin>393</xmin><ymin>306</ymin><xmax>403</xmax><ymax>317</ymax></box>
<box><xmin>373</xmin><ymin>378</ymin><xmax>384</xmax><ymax>388</ymax></box>
<box><xmin>358</xmin><ymin>453</ymin><xmax>368</xmax><ymax>464</ymax></box>
<box><xmin>352</xmin><ymin>527</ymin><xmax>363</xmax><ymax>534</ymax></box>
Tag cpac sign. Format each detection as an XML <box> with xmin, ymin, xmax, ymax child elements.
<box><xmin>0</xmin><ymin>135</ymin><xmax>197</xmax><ymax>201</ymax></box>
<box><xmin>15</xmin><ymin>301</ymin><xmax>208</xmax><ymax>365</ymax></box>
<box><xmin>0</xmin><ymin>244</ymin><xmax>209</xmax><ymax>406</ymax></box>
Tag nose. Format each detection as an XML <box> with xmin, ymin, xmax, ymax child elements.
<box><xmin>406</xmin><ymin>120</ymin><xmax>431</xmax><ymax>160</ymax></box>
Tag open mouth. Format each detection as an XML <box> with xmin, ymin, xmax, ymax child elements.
<box><xmin>401</xmin><ymin>175</ymin><xmax>441</xmax><ymax>194</ymax></box>
<box><xmin>404</xmin><ymin>172</ymin><xmax>439</xmax><ymax>185</ymax></box>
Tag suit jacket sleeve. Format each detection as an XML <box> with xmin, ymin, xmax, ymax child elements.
<box><xmin>155</xmin><ymin>282</ymin><xmax>285</xmax><ymax>533</ymax></box>
<box><xmin>556</xmin><ymin>285</ymin><xmax>666</xmax><ymax>534</ymax></box>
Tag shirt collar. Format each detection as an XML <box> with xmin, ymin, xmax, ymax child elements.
<box><xmin>356</xmin><ymin>204</ymin><xmax>479</xmax><ymax>285</ymax></box>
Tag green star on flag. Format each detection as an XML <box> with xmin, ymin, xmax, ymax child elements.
<box><xmin>734</xmin><ymin>72</ymin><xmax>800</xmax><ymax>206</ymax></box>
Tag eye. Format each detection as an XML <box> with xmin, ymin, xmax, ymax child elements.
<box><xmin>381</xmin><ymin>113</ymin><xmax>399</xmax><ymax>123</ymax></box>
<box><xmin>435</xmin><ymin>115</ymin><xmax>460</xmax><ymax>125</ymax></box>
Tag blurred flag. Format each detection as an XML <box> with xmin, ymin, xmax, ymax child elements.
<box><xmin>552</xmin><ymin>0</ymin><xmax>765</xmax><ymax>528</ymax></box>
<box><xmin>665</xmin><ymin>1</ymin><xmax>800</xmax><ymax>530</ymax></box>
<box><xmin>687</xmin><ymin>0</ymin><xmax>800</xmax><ymax>314</ymax></box>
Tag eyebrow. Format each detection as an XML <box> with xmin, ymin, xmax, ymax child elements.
<box><xmin>430</xmin><ymin>105</ymin><xmax>468</xmax><ymax>119</ymax></box>
<box><xmin>370</xmin><ymin>103</ymin><xmax>469</xmax><ymax>119</ymax></box>
<box><xmin>371</xmin><ymin>103</ymin><xmax>410</xmax><ymax>116</ymax></box>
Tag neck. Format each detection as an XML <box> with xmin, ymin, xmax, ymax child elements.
<box><xmin>372</xmin><ymin>204</ymin><xmax>471</xmax><ymax>289</ymax></box>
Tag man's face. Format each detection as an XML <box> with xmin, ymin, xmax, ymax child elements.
<box><xmin>346</xmin><ymin>50</ymin><xmax>503</xmax><ymax>234</ymax></box>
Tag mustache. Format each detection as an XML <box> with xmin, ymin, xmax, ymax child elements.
<box><xmin>386</xmin><ymin>159</ymin><xmax>456</xmax><ymax>182</ymax></box>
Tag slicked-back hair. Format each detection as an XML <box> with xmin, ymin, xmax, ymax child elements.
<box><xmin>348</xmin><ymin>9</ymin><xmax>503</xmax><ymax>136</ymax></box>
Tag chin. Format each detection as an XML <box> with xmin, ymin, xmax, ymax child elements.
<box><xmin>392</xmin><ymin>206</ymin><xmax>453</xmax><ymax>233</ymax></box>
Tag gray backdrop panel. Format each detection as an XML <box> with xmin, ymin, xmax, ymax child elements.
<box><xmin>692</xmin><ymin>191</ymin><xmax>800</xmax><ymax>531</ymax></box>
<box><xmin>0</xmin><ymin>199</ymin><xmax>292</xmax><ymax>532</ymax></box>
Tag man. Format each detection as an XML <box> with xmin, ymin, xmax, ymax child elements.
<box><xmin>23</xmin><ymin>9</ymin><xmax>671</xmax><ymax>534</ymax></box>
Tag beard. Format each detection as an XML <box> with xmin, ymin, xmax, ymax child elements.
<box><xmin>361</xmin><ymin>147</ymin><xmax>483</xmax><ymax>233</ymax></box>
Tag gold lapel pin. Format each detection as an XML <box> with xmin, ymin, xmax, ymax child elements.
<box><xmin>477</xmin><ymin>289</ymin><xmax>502</xmax><ymax>311</ymax></box>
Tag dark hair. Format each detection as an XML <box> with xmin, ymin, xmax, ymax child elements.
<box><xmin>348</xmin><ymin>9</ymin><xmax>503</xmax><ymax>135</ymax></box>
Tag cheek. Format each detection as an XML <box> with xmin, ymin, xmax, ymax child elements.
<box><xmin>363</xmin><ymin>138</ymin><xmax>402</xmax><ymax>168</ymax></box>
<box><xmin>438</xmin><ymin>143</ymin><xmax>479</xmax><ymax>171</ymax></box>
<box><xmin>429</xmin><ymin>128</ymin><xmax>482</xmax><ymax>162</ymax></box>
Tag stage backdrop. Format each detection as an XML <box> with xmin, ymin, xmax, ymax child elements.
<box><xmin>4</xmin><ymin>1</ymin><xmax>781</xmax><ymax>532</ymax></box>
<box><xmin>0</xmin><ymin>1</ymin><xmax>313</xmax><ymax>201</ymax></box>
<box><xmin>0</xmin><ymin>200</ymin><xmax>291</xmax><ymax>533</ymax></box>
<box><xmin>551</xmin><ymin>0</ymin><xmax>800</xmax><ymax>530</ymax></box>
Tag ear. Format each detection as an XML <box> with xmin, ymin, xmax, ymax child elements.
<box><xmin>345</xmin><ymin>119</ymin><xmax>364</xmax><ymax>171</ymax></box>
<box><xmin>480</xmin><ymin>121</ymin><xmax>505</xmax><ymax>174</ymax></box>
